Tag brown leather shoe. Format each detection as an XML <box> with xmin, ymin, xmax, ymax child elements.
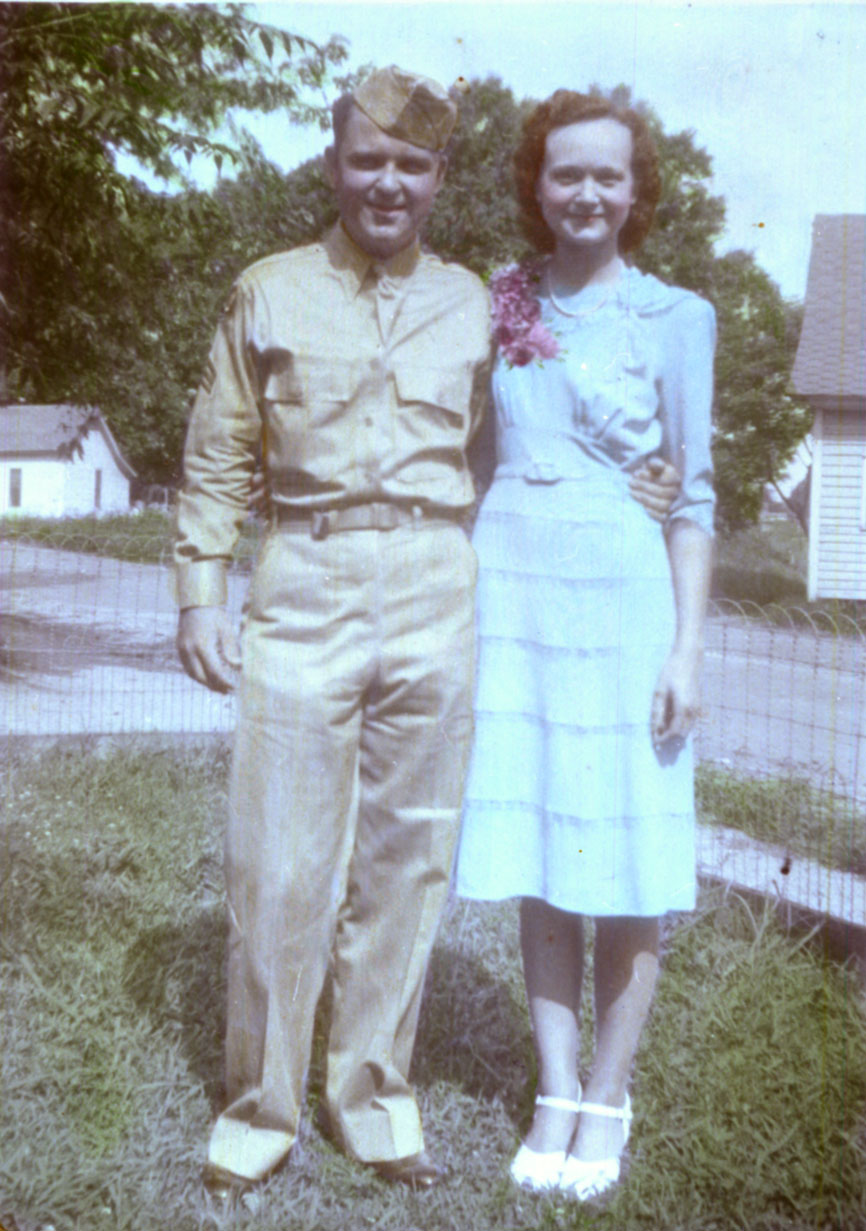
<box><xmin>370</xmin><ymin>1150</ymin><xmax>445</xmax><ymax>1189</ymax></box>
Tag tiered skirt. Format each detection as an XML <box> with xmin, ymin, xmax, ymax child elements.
<box><xmin>454</xmin><ymin>464</ymin><xmax>696</xmax><ymax>917</ymax></box>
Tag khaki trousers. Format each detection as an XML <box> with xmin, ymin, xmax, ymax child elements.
<box><xmin>207</xmin><ymin>521</ymin><xmax>477</xmax><ymax>1181</ymax></box>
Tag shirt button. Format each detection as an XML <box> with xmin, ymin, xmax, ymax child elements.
<box><xmin>364</xmin><ymin>416</ymin><xmax>373</xmax><ymax>427</ymax></box>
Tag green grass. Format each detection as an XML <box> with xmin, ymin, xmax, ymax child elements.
<box><xmin>0</xmin><ymin>511</ymin><xmax>262</xmax><ymax>567</ymax></box>
<box><xmin>1</xmin><ymin>745</ymin><xmax>865</xmax><ymax>1231</ymax></box>
<box><xmin>696</xmin><ymin>764</ymin><xmax>866</xmax><ymax>876</ymax></box>
<box><xmin>712</xmin><ymin>520</ymin><xmax>808</xmax><ymax>607</ymax></box>
<box><xmin>712</xmin><ymin>520</ymin><xmax>866</xmax><ymax>627</ymax></box>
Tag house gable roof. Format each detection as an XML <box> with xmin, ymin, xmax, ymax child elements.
<box><xmin>792</xmin><ymin>214</ymin><xmax>866</xmax><ymax>402</ymax></box>
<box><xmin>0</xmin><ymin>403</ymin><xmax>136</xmax><ymax>478</ymax></box>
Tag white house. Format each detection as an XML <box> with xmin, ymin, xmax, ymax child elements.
<box><xmin>792</xmin><ymin>215</ymin><xmax>866</xmax><ymax>601</ymax></box>
<box><xmin>0</xmin><ymin>403</ymin><xmax>136</xmax><ymax>518</ymax></box>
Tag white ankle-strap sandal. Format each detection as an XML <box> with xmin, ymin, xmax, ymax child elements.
<box><xmin>509</xmin><ymin>1092</ymin><xmax>583</xmax><ymax>1191</ymax></box>
<box><xmin>559</xmin><ymin>1093</ymin><xmax>632</xmax><ymax>1201</ymax></box>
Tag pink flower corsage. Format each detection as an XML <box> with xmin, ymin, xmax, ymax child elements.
<box><xmin>489</xmin><ymin>261</ymin><xmax>560</xmax><ymax>367</ymax></box>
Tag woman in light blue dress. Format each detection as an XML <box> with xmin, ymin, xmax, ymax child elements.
<box><xmin>454</xmin><ymin>91</ymin><xmax>715</xmax><ymax>1200</ymax></box>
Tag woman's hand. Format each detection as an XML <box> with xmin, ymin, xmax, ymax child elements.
<box><xmin>650</xmin><ymin>647</ymin><xmax>702</xmax><ymax>747</ymax></box>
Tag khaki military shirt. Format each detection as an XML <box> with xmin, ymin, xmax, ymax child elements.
<box><xmin>175</xmin><ymin>225</ymin><xmax>492</xmax><ymax>609</ymax></box>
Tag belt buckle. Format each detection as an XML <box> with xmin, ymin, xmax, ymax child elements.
<box><xmin>311</xmin><ymin>510</ymin><xmax>331</xmax><ymax>540</ymax></box>
<box><xmin>525</xmin><ymin>460</ymin><xmax>560</xmax><ymax>484</ymax></box>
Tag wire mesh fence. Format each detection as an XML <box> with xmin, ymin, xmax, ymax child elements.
<box><xmin>692</xmin><ymin>597</ymin><xmax>865</xmax><ymax>933</ymax></box>
<box><xmin>2</xmin><ymin>523</ymin><xmax>864</xmax><ymax>930</ymax></box>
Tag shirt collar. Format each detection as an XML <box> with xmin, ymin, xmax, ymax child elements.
<box><xmin>324</xmin><ymin>222</ymin><xmax>422</xmax><ymax>297</ymax></box>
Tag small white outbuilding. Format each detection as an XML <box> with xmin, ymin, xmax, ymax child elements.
<box><xmin>0</xmin><ymin>403</ymin><xmax>136</xmax><ymax>518</ymax></box>
<box><xmin>792</xmin><ymin>215</ymin><xmax>866</xmax><ymax>601</ymax></box>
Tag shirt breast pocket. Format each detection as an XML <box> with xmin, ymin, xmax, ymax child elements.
<box><xmin>263</xmin><ymin>356</ymin><xmax>351</xmax><ymax>421</ymax></box>
<box><xmin>263</xmin><ymin>356</ymin><xmax>352</xmax><ymax>478</ymax></box>
<box><xmin>391</xmin><ymin>362</ymin><xmax>471</xmax><ymax>483</ymax></box>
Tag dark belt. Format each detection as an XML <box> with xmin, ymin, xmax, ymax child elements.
<box><xmin>272</xmin><ymin>501</ymin><xmax>461</xmax><ymax>540</ymax></box>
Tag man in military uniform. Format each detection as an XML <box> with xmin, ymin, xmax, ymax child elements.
<box><xmin>176</xmin><ymin>67</ymin><xmax>490</xmax><ymax>1196</ymax></box>
<box><xmin>176</xmin><ymin>65</ymin><xmax>679</xmax><ymax>1198</ymax></box>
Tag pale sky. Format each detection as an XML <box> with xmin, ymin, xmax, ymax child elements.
<box><xmin>145</xmin><ymin>1</ymin><xmax>866</xmax><ymax>301</ymax></box>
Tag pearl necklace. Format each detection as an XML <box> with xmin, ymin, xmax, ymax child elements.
<box><xmin>544</xmin><ymin>267</ymin><xmax>617</xmax><ymax>319</ymax></box>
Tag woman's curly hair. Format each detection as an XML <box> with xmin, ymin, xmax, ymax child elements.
<box><xmin>514</xmin><ymin>91</ymin><xmax>661</xmax><ymax>255</ymax></box>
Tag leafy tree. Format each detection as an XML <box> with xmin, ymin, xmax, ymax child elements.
<box><xmin>0</xmin><ymin>1</ymin><xmax>346</xmax><ymax>401</ymax></box>
<box><xmin>426</xmin><ymin>77</ymin><xmax>532</xmax><ymax>274</ymax></box>
<box><xmin>708</xmin><ymin>254</ymin><xmax>811</xmax><ymax>532</ymax></box>
<box><xmin>89</xmin><ymin>149</ymin><xmax>340</xmax><ymax>479</ymax></box>
<box><xmin>638</xmin><ymin>127</ymin><xmax>725</xmax><ymax>292</ymax></box>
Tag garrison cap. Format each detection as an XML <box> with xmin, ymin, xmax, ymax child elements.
<box><xmin>353</xmin><ymin>65</ymin><xmax>457</xmax><ymax>152</ymax></box>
